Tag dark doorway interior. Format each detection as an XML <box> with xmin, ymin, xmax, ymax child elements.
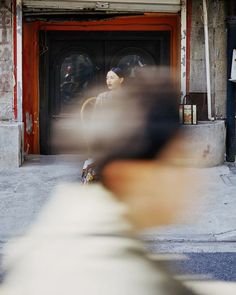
<box><xmin>39</xmin><ymin>30</ymin><xmax>170</xmax><ymax>154</ymax></box>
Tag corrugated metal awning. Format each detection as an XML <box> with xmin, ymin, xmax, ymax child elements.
<box><xmin>23</xmin><ymin>0</ymin><xmax>181</xmax><ymax>15</ymax></box>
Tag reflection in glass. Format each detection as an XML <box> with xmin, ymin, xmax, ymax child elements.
<box><xmin>60</xmin><ymin>54</ymin><xmax>94</xmax><ymax>113</ymax></box>
<box><xmin>117</xmin><ymin>55</ymin><xmax>146</xmax><ymax>78</ymax></box>
<box><xmin>117</xmin><ymin>52</ymin><xmax>155</xmax><ymax>79</ymax></box>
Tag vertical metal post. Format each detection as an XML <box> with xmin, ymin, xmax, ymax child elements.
<box><xmin>16</xmin><ymin>0</ymin><xmax>23</xmax><ymax>123</ymax></box>
<box><xmin>181</xmin><ymin>0</ymin><xmax>187</xmax><ymax>102</ymax></box>
<box><xmin>226</xmin><ymin>0</ymin><xmax>236</xmax><ymax>162</ymax></box>
<box><xmin>202</xmin><ymin>0</ymin><xmax>213</xmax><ymax>120</ymax></box>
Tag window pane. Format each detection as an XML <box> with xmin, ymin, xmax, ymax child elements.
<box><xmin>60</xmin><ymin>54</ymin><xmax>94</xmax><ymax>113</ymax></box>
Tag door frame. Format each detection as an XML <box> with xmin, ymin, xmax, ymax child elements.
<box><xmin>23</xmin><ymin>14</ymin><xmax>180</xmax><ymax>154</ymax></box>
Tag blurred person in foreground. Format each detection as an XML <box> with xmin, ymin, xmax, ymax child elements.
<box><xmin>1</xmin><ymin>67</ymin><xmax>199</xmax><ymax>295</ymax></box>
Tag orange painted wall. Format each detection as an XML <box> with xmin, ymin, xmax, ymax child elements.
<box><xmin>23</xmin><ymin>22</ymin><xmax>40</xmax><ymax>154</ymax></box>
<box><xmin>23</xmin><ymin>14</ymin><xmax>180</xmax><ymax>154</ymax></box>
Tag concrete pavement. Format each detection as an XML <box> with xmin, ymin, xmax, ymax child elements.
<box><xmin>0</xmin><ymin>155</ymin><xmax>236</xmax><ymax>253</ymax></box>
<box><xmin>0</xmin><ymin>155</ymin><xmax>84</xmax><ymax>243</ymax></box>
<box><xmin>145</xmin><ymin>163</ymin><xmax>236</xmax><ymax>246</ymax></box>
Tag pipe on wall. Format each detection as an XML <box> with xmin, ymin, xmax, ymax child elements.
<box><xmin>180</xmin><ymin>0</ymin><xmax>187</xmax><ymax>100</ymax></box>
<box><xmin>202</xmin><ymin>0</ymin><xmax>213</xmax><ymax>121</ymax></box>
<box><xmin>226</xmin><ymin>0</ymin><xmax>236</xmax><ymax>162</ymax></box>
<box><xmin>186</xmin><ymin>0</ymin><xmax>192</xmax><ymax>95</ymax></box>
<box><xmin>16</xmin><ymin>0</ymin><xmax>23</xmax><ymax>123</ymax></box>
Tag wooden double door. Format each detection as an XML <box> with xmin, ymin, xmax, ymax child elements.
<box><xmin>39</xmin><ymin>30</ymin><xmax>170</xmax><ymax>154</ymax></box>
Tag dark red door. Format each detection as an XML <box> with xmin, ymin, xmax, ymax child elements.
<box><xmin>39</xmin><ymin>30</ymin><xmax>170</xmax><ymax>154</ymax></box>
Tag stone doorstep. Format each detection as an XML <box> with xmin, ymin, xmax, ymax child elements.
<box><xmin>182</xmin><ymin>120</ymin><xmax>226</xmax><ymax>167</ymax></box>
<box><xmin>0</xmin><ymin>122</ymin><xmax>24</xmax><ymax>168</ymax></box>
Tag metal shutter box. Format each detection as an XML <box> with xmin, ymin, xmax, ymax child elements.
<box><xmin>23</xmin><ymin>0</ymin><xmax>181</xmax><ymax>15</ymax></box>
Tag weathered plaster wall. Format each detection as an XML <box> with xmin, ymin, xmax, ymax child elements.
<box><xmin>0</xmin><ymin>1</ymin><xmax>14</xmax><ymax>120</ymax></box>
<box><xmin>190</xmin><ymin>0</ymin><xmax>227</xmax><ymax>118</ymax></box>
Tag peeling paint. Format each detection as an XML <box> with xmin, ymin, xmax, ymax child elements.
<box><xmin>181</xmin><ymin>55</ymin><xmax>186</xmax><ymax>67</ymax></box>
<box><xmin>16</xmin><ymin>4</ymin><xmax>22</xmax><ymax>27</ymax></box>
<box><xmin>181</xmin><ymin>29</ymin><xmax>186</xmax><ymax>40</ymax></box>
<box><xmin>26</xmin><ymin>112</ymin><xmax>33</xmax><ymax>134</ymax></box>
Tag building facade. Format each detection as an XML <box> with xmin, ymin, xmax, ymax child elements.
<box><xmin>0</xmin><ymin>0</ymin><xmax>234</xmax><ymax>167</ymax></box>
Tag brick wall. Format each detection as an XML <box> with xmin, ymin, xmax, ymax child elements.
<box><xmin>0</xmin><ymin>1</ymin><xmax>14</xmax><ymax>120</ymax></box>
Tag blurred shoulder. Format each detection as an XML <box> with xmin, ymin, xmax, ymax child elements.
<box><xmin>48</xmin><ymin>182</ymin><xmax>114</xmax><ymax>209</ymax></box>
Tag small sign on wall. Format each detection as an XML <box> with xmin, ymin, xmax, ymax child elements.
<box><xmin>229</xmin><ymin>49</ymin><xmax>236</xmax><ymax>82</ymax></box>
<box><xmin>179</xmin><ymin>95</ymin><xmax>197</xmax><ymax>125</ymax></box>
